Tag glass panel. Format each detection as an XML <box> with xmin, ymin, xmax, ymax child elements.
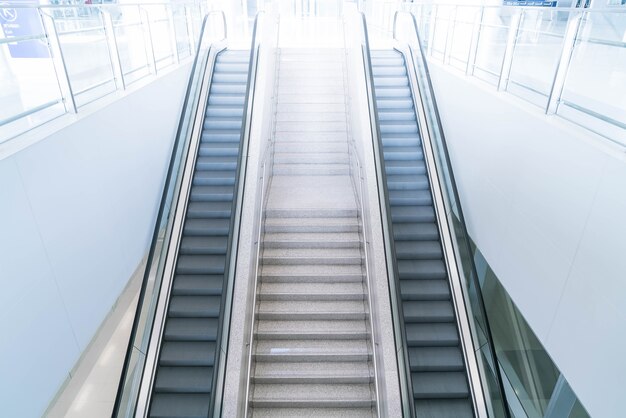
<box><xmin>111</xmin><ymin>6</ymin><xmax>150</xmax><ymax>86</ymax></box>
<box><xmin>56</xmin><ymin>7</ymin><xmax>115</xmax><ymax>107</ymax></box>
<box><xmin>173</xmin><ymin>6</ymin><xmax>191</xmax><ymax>59</ymax></box>
<box><xmin>474</xmin><ymin>8</ymin><xmax>512</xmax><ymax>85</ymax></box>
<box><xmin>508</xmin><ymin>9</ymin><xmax>569</xmax><ymax>107</ymax></box>
<box><xmin>430</xmin><ymin>5</ymin><xmax>453</xmax><ymax>60</ymax></box>
<box><xmin>448</xmin><ymin>7</ymin><xmax>479</xmax><ymax>70</ymax></box>
<box><xmin>0</xmin><ymin>9</ymin><xmax>65</xmax><ymax>141</ymax></box>
<box><xmin>560</xmin><ymin>11</ymin><xmax>626</xmax><ymax>128</ymax></box>
<box><xmin>145</xmin><ymin>5</ymin><xmax>175</xmax><ymax>70</ymax></box>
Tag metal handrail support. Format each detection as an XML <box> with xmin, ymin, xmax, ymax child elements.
<box><xmin>39</xmin><ymin>10</ymin><xmax>78</xmax><ymax>114</ymax></box>
<box><xmin>393</xmin><ymin>10</ymin><xmax>511</xmax><ymax>418</ymax></box>
<box><xmin>356</xmin><ymin>11</ymin><xmax>415</xmax><ymax>418</ymax></box>
<box><xmin>101</xmin><ymin>9</ymin><xmax>126</xmax><ymax>91</ymax></box>
<box><xmin>546</xmin><ymin>11</ymin><xmax>584</xmax><ymax>115</ymax></box>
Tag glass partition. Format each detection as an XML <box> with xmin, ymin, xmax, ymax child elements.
<box><xmin>0</xmin><ymin>2</ymin><xmax>203</xmax><ymax>144</ymax></box>
<box><xmin>394</xmin><ymin>3</ymin><xmax>626</xmax><ymax>145</ymax></box>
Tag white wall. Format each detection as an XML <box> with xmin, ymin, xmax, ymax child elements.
<box><xmin>0</xmin><ymin>64</ymin><xmax>190</xmax><ymax>418</ymax></box>
<box><xmin>429</xmin><ymin>63</ymin><xmax>626</xmax><ymax>418</ymax></box>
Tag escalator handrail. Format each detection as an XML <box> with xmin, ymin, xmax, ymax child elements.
<box><xmin>208</xmin><ymin>10</ymin><xmax>266</xmax><ymax>417</ymax></box>
<box><xmin>393</xmin><ymin>10</ymin><xmax>512</xmax><ymax>418</ymax></box>
<box><xmin>111</xmin><ymin>11</ymin><xmax>227</xmax><ymax>417</ymax></box>
<box><xmin>356</xmin><ymin>11</ymin><xmax>416</xmax><ymax>418</ymax></box>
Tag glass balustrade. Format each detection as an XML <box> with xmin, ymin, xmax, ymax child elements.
<box><xmin>0</xmin><ymin>2</ymin><xmax>205</xmax><ymax>144</ymax></box>
<box><xmin>396</xmin><ymin>3</ymin><xmax>626</xmax><ymax>145</ymax></box>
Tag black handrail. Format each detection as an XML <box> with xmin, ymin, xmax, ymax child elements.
<box><xmin>207</xmin><ymin>10</ymin><xmax>265</xmax><ymax>417</ymax></box>
<box><xmin>111</xmin><ymin>11</ymin><xmax>226</xmax><ymax>418</ymax></box>
<box><xmin>393</xmin><ymin>10</ymin><xmax>511</xmax><ymax>418</ymax></box>
<box><xmin>356</xmin><ymin>11</ymin><xmax>416</xmax><ymax>418</ymax></box>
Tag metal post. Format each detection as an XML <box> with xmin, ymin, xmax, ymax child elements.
<box><xmin>40</xmin><ymin>10</ymin><xmax>77</xmax><ymax>113</ymax></box>
<box><xmin>427</xmin><ymin>5</ymin><xmax>438</xmax><ymax>58</ymax></box>
<box><xmin>466</xmin><ymin>6</ymin><xmax>484</xmax><ymax>76</ymax></box>
<box><xmin>443</xmin><ymin>6</ymin><xmax>457</xmax><ymax>64</ymax></box>
<box><xmin>140</xmin><ymin>7</ymin><xmax>157</xmax><ymax>75</ymax></box>
<box><xmin>102</xmin><ymin>10</ymin><xmax>126</xmax><ymax>91</ymax></box>
<box><xmin>184</xmin><ymin>5</ymin><xmax>195</xmax><ymax>58</ymax></box>
<box><xmin>497</xmin><ymin>9</ymin><xmax>522</xmax><ymax>91</ymax></box>
<box><xmin>546</xmin><ymin>11</ymin><xmax>583</xmax><ymax>115</ymax></box>
<box><xmin>167</xmin><ymin>5</ymin><xmax>180</xmax><ymax>64</ymax></box>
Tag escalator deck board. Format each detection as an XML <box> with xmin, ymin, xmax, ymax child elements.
<box><xmin>148</xmin><ymin>49</ymin><xmax>250</xmax><ymax>417</ymax></box>
<box><xmin>372</xmin><ymin>49</ymin><xmax>474</xmax><ymax>418</ymax></box>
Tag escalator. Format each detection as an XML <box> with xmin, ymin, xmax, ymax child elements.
<box><xmin>370</xmin><ymin>49</ymin><xmax>474</xmax><ymax>418</ymax></box>
<box><xmin>148</xmin><ymin>49</ymin><xmax>250</xmax><ymax>418</ymax></box>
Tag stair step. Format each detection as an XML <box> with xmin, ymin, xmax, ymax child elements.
<box><xmin>251</xmin><ymin>407</ymin><xmax>376</xmax><ymax>417</ymax></box>
<box><xmin>273</xmin><ymin>164</ymin><xmax>349</xmax><ymax>176</ymax></box>
<box><xmin>254</xmin><ymin>339</ymin><xmax>370</xmax><ymax>362</ymax></box>
<box><xmin>264</xmin><ymin>218</ymin><xmax>360</xmax><ymax>233</ymax></box>
<box><xmin>251</xmin><ymin>383</ymin><xmax>373</xmax><ymax>406</ymax></box>
<box><xmin>253</xmin><ymin>362</ymin><xmax>372</xmax><ymax>384</ymax></box>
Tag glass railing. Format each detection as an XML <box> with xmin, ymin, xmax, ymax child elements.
<box><xmin>392</xmin><ymin>10</ymin><xmax>591</xmax><ymax>418</ymax></box>
<box><xmin>111</xmin><ymin>11</ymin><xmax>227</xmax><ymax>418</ymax></box>
<box><xmin>0</xmin><ymin>2</ymin><xmax>209</xmax><ymax>143</ymax></box>
<box><xmin>370</xmin><ymin>3</ymin><xmax>626</xmax><ymax>146</ymax></box>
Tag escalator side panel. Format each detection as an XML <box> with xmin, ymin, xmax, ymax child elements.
<box><xmin>148</xmin><ymin>49</ymin><xmax>250</xmax><ymax>418</ymax></box>
<box><xmin>371</xmin><ymin>49</ymin><xmax>474</xmax><ymax>418</ymax></box>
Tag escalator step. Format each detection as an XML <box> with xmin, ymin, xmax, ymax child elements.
<box><xmin>393</xmin><ymin>222</ymin><xmax>439</xmax><ymax>241</ymax></box>
<box><xmin>180</xmin><ymin>236</ymin><xmax>228</xmax><ymax>255</ymax></box>
<box><xmin>168</xmin><ymin>295</ymin><xmax>222</xmax><ymax>318</ymax></box>
<box><xmin>176</xmin><ymin>255</ymin><xmax>226</xmax><ymax>275</ymax></box>
<box><xmin>391</xmin><ymin>206</ymin><xmax>435</xmax><ymax>223</ymax></box>
<box><xmin>164</xmin><ymin>318</ymin><xmax>219</xmax><ymax>341</ymax></box>
<box><xmin>173</xmin><ymin>274</ymin><xmax>223</xmax><ymax>296</ymax></box>
<box><xmin>150</xmin><ymin>393</ymin><xmax>210</xmax><ymax>418</ymax></box>
<box><xmin>184</xmin><ymin>218</ymin><xmax>231</xmax><ymax>234</ymax></box>
<box><xmin>399</xmin><ymin>279</ymin><xmax>450</xmax><ymax>301</ymax></box>
<box><xmin>160</xmin><ymin>341</ymin><xmax>217</xmax><ymax>366</ymax></box>
<box><xmin>414</xmin><ymin>399</ymin><xmax>474</xmax><ymax>418</ymax></box>
<box><xmin>409</xmin><ymin>347</ymin><xmax>464</xmax><ymax>372</ymax></box>
<box><xmin>154</xmin><ymin>366</ymin><xmax>213</xmax><ymax>393</ymax></box>
<box><xmin>412</xmin><ymin>371</ymin><xmax>469</xmax><ymax>399</ymax></box>
<box><xmin>402</xmin><ymin>301</ymin><xmax>455</xmax><ymax>323</ymax></box>
<box><xmin>395</xmin><ymin>240</ymin><xmax>443</xmax><ymax>260</ymax></box>
<box><xmin>398</xmin><ymin>259</ymin><xmax>447</xmax><ymax>280</ymax></box>
<box><xmin>405</xmin><ymin>323</ymin><xmax>459</xmax><ymax>346</ymax></box>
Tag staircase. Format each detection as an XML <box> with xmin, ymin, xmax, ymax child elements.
<box><xmin>247</xmin><ymin>49</ymin><xmax>378</xmax><ymax>417</ymax></box>
<box><xmin>370</xmin><ymin>49</ymin><xmax>474</xmax><ymax>418</ymax></box>
<box><xmin>148</xmin><ymin>49</ymin><xmax>250</xmax><ymax>418</ymax></box>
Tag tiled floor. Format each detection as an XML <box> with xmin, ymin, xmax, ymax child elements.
<box><xmin>45</xmin><ymin>281</ymin><xmax>139</xmax><ymax>418</ymax></box>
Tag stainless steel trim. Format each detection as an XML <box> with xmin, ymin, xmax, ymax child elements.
<box><xmin>341</xmin><ymin>21</ymin><xmax>382</xmax><ymax>414</ymax></box>
<box><xmin>57</xmin><ymin>25</ymin><xmax>105</xmax><ymax>36</ymax></box>
<box><xmin>0</xmin><ymin>33</ymin><xmax>46</xmax><ymax>45</ymax></box>
<box><xmin>73</xmin><ymin>77</ymin><xmax>115</xmax><ymax>97</ymax></box>
<box><xmin>0</xmin><ymin>100</ymin><xmax>61</xmax><ymax>126</ymax></box>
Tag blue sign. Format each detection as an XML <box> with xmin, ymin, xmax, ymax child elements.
<box><xmin>0</xmin><ymin>1</ymin><xmax>50</xmax><ymax>58</ymax></box>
